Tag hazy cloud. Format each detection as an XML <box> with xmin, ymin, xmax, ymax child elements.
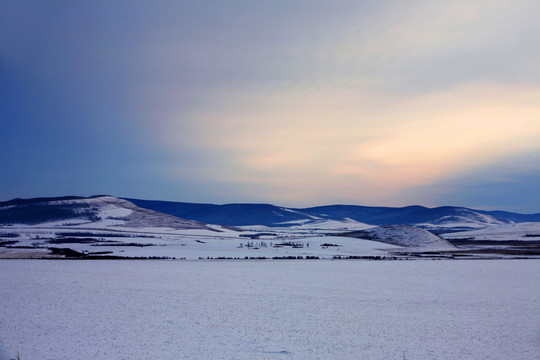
<box><xmin>1</xmin><ymin>0</ymin><xmax>539</xmax><ymax>211</ymax></box>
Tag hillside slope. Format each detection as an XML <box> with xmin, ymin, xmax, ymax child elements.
<box><xmin>0</xmin><ymin>196</ymin><xmax>213</xmax><ymax>230</ymax></box>
<box><xmin>340</xmin><ymin>225</ymin><xmax>458</xmax><ymax>251</ymax></box>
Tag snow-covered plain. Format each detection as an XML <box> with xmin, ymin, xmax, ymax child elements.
<box><xmin>0</xmin><ymin>259</ymin><xmax>538</xmax><ymax>360</ymax></box>
<box><xmin>441</xmin><ymin>222</ymin><xmax>540</xmax><ymax>241</ymax></box>
<box><xmin>0</xmin><ymin>225</ymin><xmax>401</xmax><ymax>259</ymax></box>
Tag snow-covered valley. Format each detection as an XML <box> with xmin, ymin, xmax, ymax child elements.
<box><xmin>3</xmin><ymin>221</ymin><xmax>540</xmax><ymax>260</ymax></box>
<box><xmin>2</xmin><ymin>196</ymin><xmax>540</xmax><ymax>260</ymax></box>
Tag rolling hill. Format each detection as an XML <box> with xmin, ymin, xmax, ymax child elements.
<box><xmin>0</xmin><ymin>195</ymin><xmax>213</xmax><ymax>231</ymax></box>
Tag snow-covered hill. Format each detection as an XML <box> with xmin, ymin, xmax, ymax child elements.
<box><xmin>417</xmin><ymin>209</ymin><xmax>509</xmax><ymax>231</ymax></box>
<box><xmin>0</xmin><ymin>196</ymin><xmax>213</xmax><ymax>231</ymax></box>
<box><xmin>340</xmin><ymin>225</ymin><xmax>458</xmax><ymax>251</ymax></box>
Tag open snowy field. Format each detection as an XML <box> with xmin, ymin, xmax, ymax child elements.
<box><xmin>1</xmin><ymin>260</ymin><xmax>539</xmax><ymax>360</ymax></box>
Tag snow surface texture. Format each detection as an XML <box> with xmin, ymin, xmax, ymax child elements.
<box><xmin>0</xmin><ymin>260</ymin><xmax>538</xmax><ymax>360</ymax></box>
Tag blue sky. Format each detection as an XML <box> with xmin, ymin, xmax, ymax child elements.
<box><xmin>1</xmin><ymin>0</ymin><xmax>539</xmax><ymax>213</ymax></box>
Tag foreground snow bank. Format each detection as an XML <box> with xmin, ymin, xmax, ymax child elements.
<box><xmin>0</xmin><ymin>260</ymin><xmax>538</xmax><ymax>360</ymax></box>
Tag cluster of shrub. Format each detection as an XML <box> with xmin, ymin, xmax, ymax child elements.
<box><xmin>48</xmin><ymin>237</ymin><xmax>98</xmax><ymax>244</ymax></box>
<box><xmin>198</xmin><ymin>256</ymin><xmax>321</xmax><ymax>260</ymax></box>
<box><xmin>0</xmin><ymin>240</ymin><xmax>19</xmax><ymax>247</ymax></box>
<box><xmin>239</xmin><ymin>241</ymin><xmax>269</xmax><ymax>248</ymax></box>
<box><xmin>0</xmin><ymin>232</ymin><xmax>20</xmax><ymax>238</ymax></box>
<box><xmin>239</xmin><ymin>232</ymin><xmax>277</xmax><ymax>239</ymax></box>
<box><xmin>238</xmin><ymin>240</ymin><xmax>311</xmax><ymax>249</ymax></box>
<box><xmin>273</xmin><ymin>241</ymin><xmax>306</xmax><ymax>248</ymax></box>
<box><xmin>47</xmin><ymin>247</ymin><xmax>174</xmax><ymax>260</ymax></box>
<box><xmin>90</xmin><ymin>242</ymin><xmax>158</xmax><ymax>247</ymax></box>
<box><xmin>56</xmin><ymin>232</ymin><xmax>155</xmax><ymax>238</ymax></box>
<box><xmin>332</xmin><ymin>255</ymin><xmax>398</xmax><ymax>260</ymax></box>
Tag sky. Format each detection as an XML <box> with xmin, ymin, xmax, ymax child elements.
<box><xmin>1</xmin><ymin>0</ymin><xmax>539</xmax><ymax>213</ymax></box>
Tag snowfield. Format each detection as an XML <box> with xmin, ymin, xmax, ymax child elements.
<box><xmin>442</xmin><ymin>222</ymin><xmax>540</xmax><ymax>241</ymax></box>
<box><xmin>0</xmin><ymin>259</ymin><xmax>538</xmax><ymax>360</ymax></box>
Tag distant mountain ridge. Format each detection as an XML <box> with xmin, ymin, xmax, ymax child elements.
<box><xmin>124</xmin><ymin>198</ymin><xmax>540</xmax><ymax>227</ymax></box>
<box><xmin>2</xmin><ymin>196</ymin><xmax>539</xmax><ymax>229</ymax></box>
